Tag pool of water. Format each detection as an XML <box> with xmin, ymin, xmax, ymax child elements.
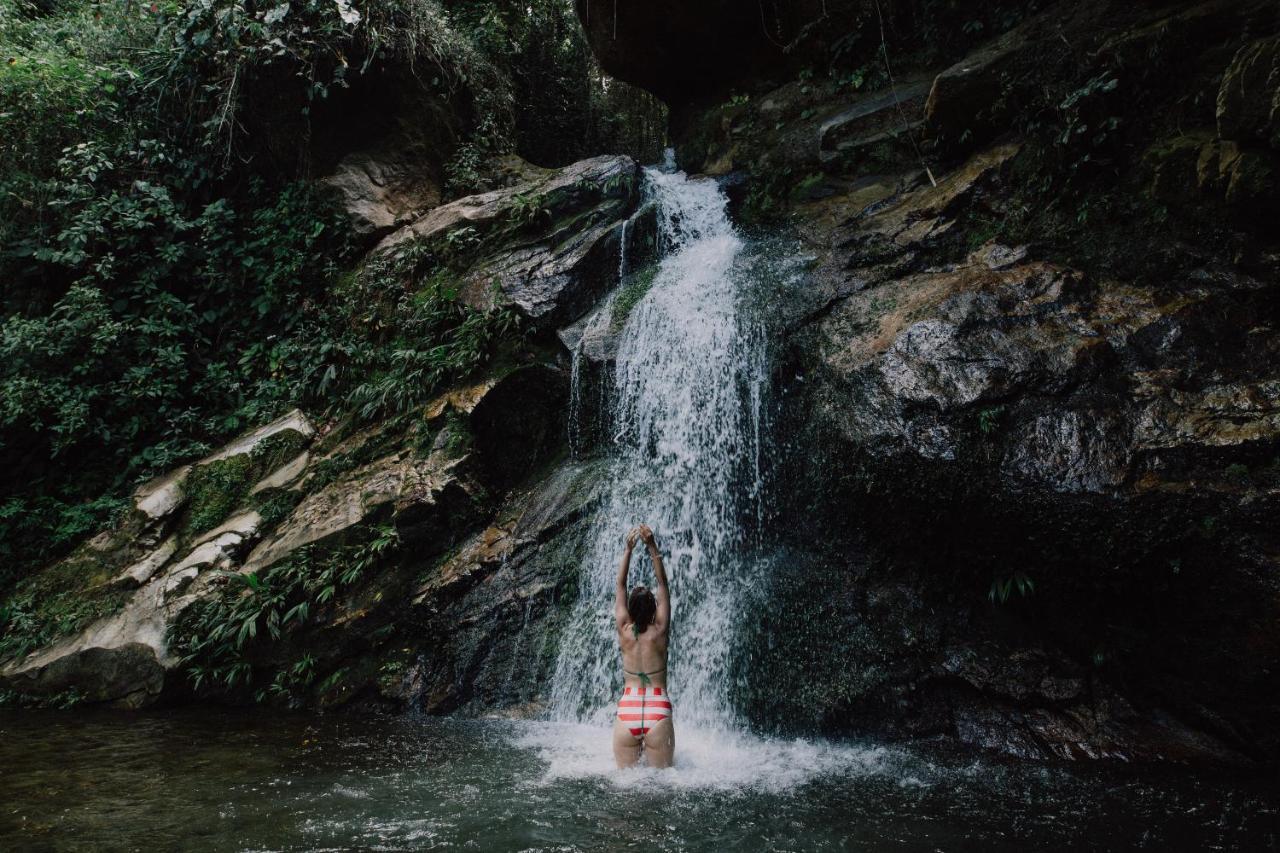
<box><xmin>1</xmin><ymin>711</ymin><xmax>1275</xmax><ymax>851</ymax></box>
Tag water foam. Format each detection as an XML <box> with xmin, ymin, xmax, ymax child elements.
<box><xmin>513</xmin><ymin>722</ymin><xmax>895</xmax><ymax>793</ymax></box>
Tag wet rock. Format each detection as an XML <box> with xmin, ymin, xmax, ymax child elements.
<box><xmin>819</xmin><ymin>78</ymin><xmax>931</xmax><ymax>168</ymax></box>
<box><xmin>787</xmin><ymin>132</ymin><xmax>1280</xmax><ymax>763</ymax></box>
<box><xmin>1001</xmin><ymin>409</ymin><xmax>1132</xmax><ymax>493</ymax></box>
<box><xmin>409</xmin><ymin>459</ymin><xmax>604</xmax><ymax>713</ymax></box>
<box><xmin>809</xmin><ymin>242</ymin><xmax>1085</xmax><ymax>461</ymax></box>
<box><xmin>377</xmin><ymin>155</ymin><xmax>644</xmax><ymax>330</ymax></box>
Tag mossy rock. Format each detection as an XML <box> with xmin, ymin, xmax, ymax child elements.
<box><xmin>0</xmin><ymin>551</ymin><xmax>132</xmax><ymax>664</ymax></box>
<box><xmin>179</xmin><ymin>429</ymin><xmax>309</xmax><ymax>541</ymax></box>
<box><xmin>611</xmin><ymin>262</ymin><xmax>660</xmax><ymax>328</ymax></box>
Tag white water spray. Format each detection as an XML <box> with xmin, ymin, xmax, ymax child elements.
<box><xmin>547</xmin><ymin>160</ymin><xmax>769</xmax><ymax>730</ymax></box>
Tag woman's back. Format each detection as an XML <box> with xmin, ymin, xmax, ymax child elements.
<box><xmin>619</xmin><ymin>621</ymin><xmax>668</xmax><ymax>689</ymax></box>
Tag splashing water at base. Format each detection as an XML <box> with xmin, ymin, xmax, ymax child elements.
<box><xmin>513</xmin><ymin>722</ymin><xmax>894</xmax><ymax>793</ymax></box>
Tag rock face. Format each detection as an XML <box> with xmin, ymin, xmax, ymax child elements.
<box><xmin>1</xmin><ymin>410</ymin><xmax>316</xmax><ymax>707</ymax></box>
<box><xmin>773</xmin><ymin>113</ymin><xmax>1280</xmax><ymax>764</ymax></box>
<box><xmin>376</xmin><ymin>155</ymin><xmax>651</xmax><ymax>330</ymax></box>
<box><xmin>319</xmin><ymin>148</ymin><xmax>444</xmax><ymax>242</ymax></box>
<box><xmin>0</xmin><ymin>361</ymin><xmax>575</xmax><ymax>709</ymax></box>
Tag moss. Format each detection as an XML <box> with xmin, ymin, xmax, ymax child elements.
<box><xmin>253</xmin><ymin>488</ymin><xmax>304</xmax><ymax>529</ymax></box>
<box><xmin>181</xmin><ymin>455</ymin><xmax>255</xmax><ymax>540</ymax></box>
<box><xmin>250</xmin><ymin>429</ymin><xmax>309</xmax><ymax>471</ymax></box>
<box><xmin>0</xmin><ymin>552</ymin><xmax>131</xmax><ymax>663</ymax></box>
<box><xmin>611</xmin><ymin>263</ymin><xmax>660</xmax><ymax>328</ymax></box>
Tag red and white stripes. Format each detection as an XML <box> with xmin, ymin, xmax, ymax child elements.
<box><xmin>616</xmin><ymin>686</ymin><xmax>674</xmax><ymax>738</ymax></box>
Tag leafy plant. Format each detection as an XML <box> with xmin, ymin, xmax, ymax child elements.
<box><xmin>508</xmin><ymin>191</ymin><xmax>550</xmax><ymax>229</ymax></box>
<box><xmin>977</xmin><ymin>405</ymin><xmax>1006</xmax><ymax>437</ymax></box>
<box><xmin>989</xmin><ymin>570</ymin><xmax>1035</xmax><ymax>604</ymax></box>
<box><xmin>169</xmin><ymin>523</ymin><xmax>401</xmax><ymax>697</ymax></box>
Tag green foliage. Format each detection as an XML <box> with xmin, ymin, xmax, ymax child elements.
<box><xmin>977</xmin><ymin>405</ymin><xmax>1006</xmax><ymax>437</ymax></box>
<box><xmin>341</xmin><ymin>259</ymin><xmax>522</xmax><ymax>421</ymax></box>
<box><xmin>0</xmin><ymin>551</ymin><xmax>132</xmax><ymax>663</ymax></box>
<box><xmin>169</xmin><ymin>523</ymin><xmax>400</xmax><ymax>697</ymax></box>
<box><xmin>438</xmin><ymin>410</ymin><xmax>473</xmax><ymax>455</ymax></box>
<box><xmin>611</xmin><ymin>263</ymin><xmax>659</xmax><ymax>328</ymax></box>
<box><xmin>181</xmin><ymin>456</ymin><xmax>255</xmax><ymax>539</ymax></box>
<box><xmin>0</xmin><ymin>493</ymin><xmax>129</xmax><ymax>588</ymax></box>
<box><xmin>447</xmin><ymin>0</ymin><xmax>665</xmax><ymax>173</ymax></box>
<box><xmin>0</xmin><ymin>685</ymin><xmax>87</xmax><ymax>710</ymax></box>
<box><xmin>1052</xmin><ymin>72</ymin><xmax>1124</xmax><ymax>182</ymax></box>
<box><xmin>989</xmin><ymin>570</ymin><xmax>1035</xmax><ymax>604</ymax></box>
<box><xmin>180</xmin><ymin>430</ymin><xmax>307</xmax><ymax>537</ymax></box>
<box><xmin>0</xmin><ymin>171</ymin><xmax>353</xmax><ymax>578</ymax></box>
<box><xmin>254</xmin><ymin>488</ymin><xmax>304</xmax><ymax>530</ymax></box>
<box><xmin>0</xmin><ymin>0</ymin><xmax>637</xmax><ymax>597</ymax></box>
<box><xmin>508</xmin><ymin>191</ymin><xmax>550</xmax><ymax>229</ymax></box>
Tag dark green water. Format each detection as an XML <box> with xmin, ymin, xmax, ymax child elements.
<box><xmin>0</xmin><ymin>710</ymin><xmax>1275</xmax><ymax>852</ymax></box>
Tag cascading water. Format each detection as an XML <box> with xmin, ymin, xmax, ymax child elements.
<box><xmin>524</xmin><ymin>156</ymin><xmax>871</xmax><ymax>790</ymax></box>
<box><xmin>547</xmin><ymin>159</ymin><xmax>769</xmax><ymax>731</ymax></box>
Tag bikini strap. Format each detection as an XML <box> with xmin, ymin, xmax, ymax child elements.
<box><xmin>622</xmin><ymin>666</ymin><xmax>666</xmax><ymax>687</ymax></box>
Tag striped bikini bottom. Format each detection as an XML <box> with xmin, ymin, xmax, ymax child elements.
<box><xmin>616</xmin><ymin>686</ymin><xmax>674</xmax><ymax>739</ymax></box>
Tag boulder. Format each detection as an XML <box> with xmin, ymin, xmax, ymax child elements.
<box><xmin>319</xmin><ymin>148</ymin><xmax>443</xmax><ymax>242</ymax></box>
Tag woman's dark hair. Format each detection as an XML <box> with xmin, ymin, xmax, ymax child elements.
<box><xmin>627</xmin><ymin>585</ymin><xmax>657</xmax><ymax>634</ymax></box>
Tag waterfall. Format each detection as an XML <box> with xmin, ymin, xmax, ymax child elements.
<box><xmin>547</xmin><ymin>160</ymin><xmax>769</xmax><ymax>731</ymax></box>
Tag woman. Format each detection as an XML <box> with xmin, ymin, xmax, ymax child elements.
<box><xmin>612</xmin><ymin>523</ymin><xmax>674</xmax><ymax>769</ymax></box>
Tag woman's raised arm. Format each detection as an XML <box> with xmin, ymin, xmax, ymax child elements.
<box><xmin>615</xmin><ymin>527</ymin><xmax>641</xmax><ymax>631</ymax></box>
<box><xmin>639</xmin><ymin>525</ymin><xmax>670</xmax><ymax>630</ymax></box>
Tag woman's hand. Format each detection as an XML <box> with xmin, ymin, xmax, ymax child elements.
<box><xmin>625</xmin><ymin>527</ymin><xmax>642</xmax><ymax>549</ymax></box>
<box><xmin>638</xmin><ymin>524</ymin><xmax>656</xmax><ymax>547</ymax></box>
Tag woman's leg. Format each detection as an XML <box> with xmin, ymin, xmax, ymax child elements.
<box><xmin>642</xmin><ymin>718</ymin><xmax>675</xmax><ymax>769</ymax></box>
<box><xmin>612</xmin><ymin>716</ymin><xmax>643</xmax><ymax>768</ymax></box>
